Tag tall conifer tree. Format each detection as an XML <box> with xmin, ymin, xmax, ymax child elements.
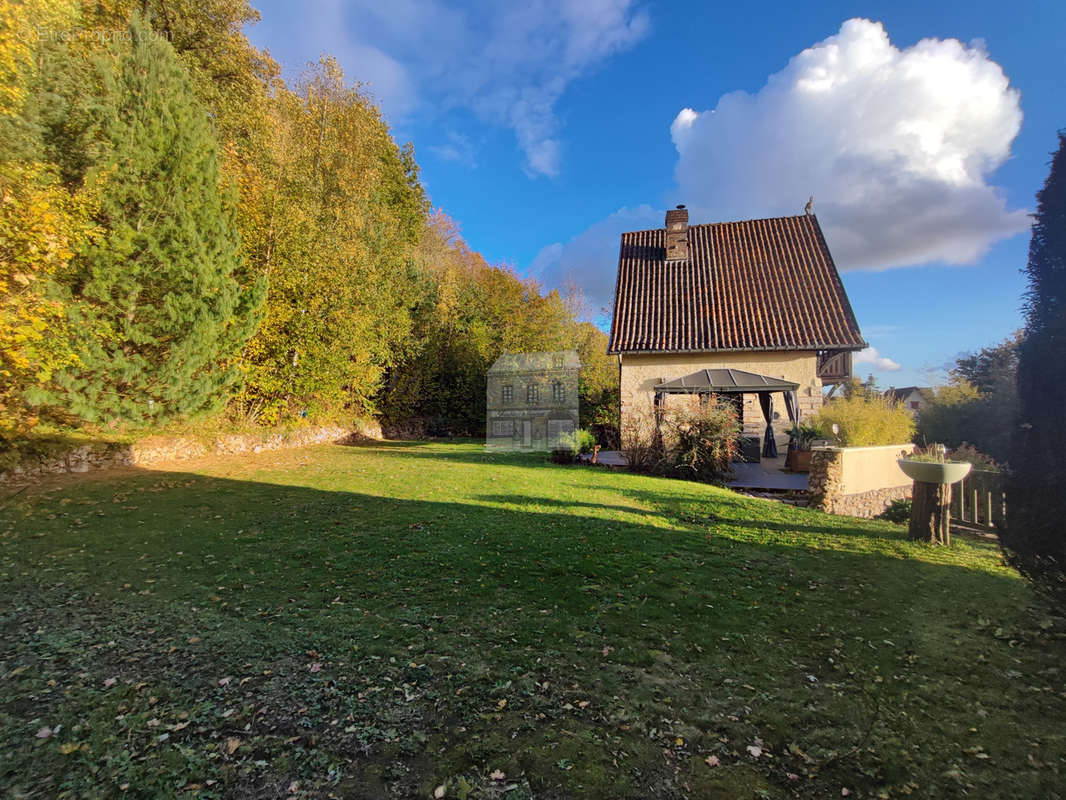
<box><xmin>51</xmin><ymin>13</ymin><xmax>263</xmax><ymax>424</ymax></box>
<box><xmin>1004</xmin><ymin>131</ymin><xmax>1066</xmax><ymax>594</ymax></box>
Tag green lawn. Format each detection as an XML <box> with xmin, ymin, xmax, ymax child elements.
<box><xmin>2</xmin><ymin>441</ymin><xmax>1064</xmax><ymax>799</ymax></box>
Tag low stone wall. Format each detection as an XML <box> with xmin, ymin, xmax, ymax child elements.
<box><xmin>809</xmin><ymin>443</ymin><xmax>916</xmax><ymax>518</ymax></box>
<box><xmin>0</xmin><ymin>420</ymin><xmax>382</xmax><ymax>485</ymax></box>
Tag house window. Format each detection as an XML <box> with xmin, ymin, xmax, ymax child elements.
<box><xmin>492</xmin><ymin>419</ymin><xmax>513</xmax><ymax>437</ymax></box>
<box><xmin>526</xmin><ymin>384</ymin><xmax>539</xmax><ymax>404</ymax></box>
<box><xmin>910</xmin><ymin>401</ymin><xmax>920</xmax><ymax>410</ymax></box>
<box><xmin>501</xmin><ymin>385</ymin><xmax>513</xmax><ymax>403</ymax></box>
<box><xmin>552</xmin><ymin>381</ymin><xmax>565</xmax><ymax>402</ymax></box>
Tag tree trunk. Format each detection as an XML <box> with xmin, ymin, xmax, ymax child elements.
<box><xmin>908</xmin><ymin>481</ymin><xmax>952</xmax><ymax>545</ymax></box>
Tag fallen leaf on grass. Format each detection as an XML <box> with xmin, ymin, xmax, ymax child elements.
<box><xmin>746</xmin><ymin>744</ymin><xmax>762</xmax><ymax>758</ymax></box>
<box><xmin>218</xmin><ymin>677</ymin><xmax>231</xmax><ymax>687</ymax></box>
<box><xmin>433</xmin><ymin>786</ymin><xmax>446</xmax><ymax>799</ymax></box>
<box><xmin>705</xmin><ymin>755</ymin><xmax>720</xmax><ymax>767</ymax></box>
<box><xmin>103</xmin><ymin>677</ymin><xmax>117</xmax><ymax>688</ymax></box>
<box><xmin>308</xmin><ymin>662</ymin><xmax>323</xmax><ymax>673</ymax></box>
<box><xmin>35</xmin><ymin>727</ymin><xmax>52</xmax><ymax>739</ymax></box>
<box><xmin>60</xmin><ymin>742</ymin><xmax>81</xmax><ymax>755</ymax></box>
<box><xmin>496</xmin><ymin>699</ymin><xmax>506</xmax><ymax>710</ymax></box>
<box><xmin>226</xmin><ymin>737</ymin><xmax>241</xmax><ymax>755</ymax></box>
<box><xmin>490</xmin><ymin>770</ymin><xmax>505</xmax><ymax>781</ymax></box>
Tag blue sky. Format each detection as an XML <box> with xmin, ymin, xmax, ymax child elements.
<box><xmin>245</xmin><ymin>0</ymin><xmax>1065</xmax><ymax>389</ymax></box>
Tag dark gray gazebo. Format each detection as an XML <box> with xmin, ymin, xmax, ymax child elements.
<box><xmin>653</xmin><ymin>368</ymin><xmax>800</xmax><ymax>459</ymax></box>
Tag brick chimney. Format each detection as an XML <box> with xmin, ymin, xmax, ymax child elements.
<box><xmin>665</xmin><ymin>204</ymin><xmax>689</xmax><ymax>261</ymax></box>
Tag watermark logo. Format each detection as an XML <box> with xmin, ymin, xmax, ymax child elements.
<box><xmin>28</xmin><ymin>26</ymin><xmax>172</xmax><ymax>45</ymax></box>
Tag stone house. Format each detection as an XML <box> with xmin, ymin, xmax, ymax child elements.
<box><xmin>486</xmin><ymin>351</ymin><xmax>580</xmax><ymax>450</ymax></box>
<box><xmin>607</xmin><ymin>206</ymin><xmax>866</xmax><ymax>455</ymax></box>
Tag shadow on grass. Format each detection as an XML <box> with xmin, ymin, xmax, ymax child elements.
<box><xmin>5</xmin><ymin>465</ymin><xmax>1020</xmax><ymax>636</ymax></box>
<box><xmin>1</xmin><ymin>458</ymin><xmax>1050</xmax><ymax>800</ymax></box>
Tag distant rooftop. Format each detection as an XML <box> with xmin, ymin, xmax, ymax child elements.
<box><xmin>885</xmin><ymin>386</ymin><xmax>934</xmax><ymax>403</ymax></box>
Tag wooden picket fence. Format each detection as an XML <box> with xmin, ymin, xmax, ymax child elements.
<box><xmin>951</xmin><ymin>469</ymin><xmax>1005</xmax><ymax>530</ymax></box>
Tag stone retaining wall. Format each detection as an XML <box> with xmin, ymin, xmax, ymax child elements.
<box><xmin>0</xmin><ymin>420</ymin><xmax>382</xmax><ymax>485</ymax></box>
<box><xmin>814</xmin><ymin>482</ymin><xmax>913</xmax><ymax>517</ymax></box>
<box><xmin>809</xmin><ymin>443</ymin><xmax>916</xmax><ymax>518</ymax></box>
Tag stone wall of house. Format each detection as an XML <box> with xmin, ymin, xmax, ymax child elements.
<box><xmin>619</xmin><ymin>350</ymin><xmax>823</xmax><ymax>444</ymax></box>
<box><xmin>809</xmin><ymin>443</ymin><xmax>916</xmax><ymax>518</ymax></box>
<box><xmin>0</xmin><ymin>420</ymin><xmax>382</xmax><ymax>485</ymax></box>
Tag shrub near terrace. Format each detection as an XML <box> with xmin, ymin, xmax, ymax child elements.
<box><xmin>809</xmin><ymin>392</ymin><xmax>916</xmax><ymax>447</ymax></box>
<box><xmin>621</xmin><ymin>398</ymin><xmax>740</xmax><ymax>481</ymax></box>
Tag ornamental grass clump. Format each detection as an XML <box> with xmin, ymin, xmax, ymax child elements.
<box><xmin>662</xmin><ymin>400</ymin><xmax>741</xmax><ymax>481</ymax></box>
<box><xmin>809</xmin><ymin>393</ymin><xmax>915</xmax><ymax>447</ymax></box>
<box><xmin>622</xmin><ymin>399</ymin><xmax>740</xmax><ymax>481</ymax></box>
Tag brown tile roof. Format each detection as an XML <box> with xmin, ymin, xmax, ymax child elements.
<box><xmin>607</xmin><ymin>214</ymin><xmax>866</xmax><ymax>354</ymax></box>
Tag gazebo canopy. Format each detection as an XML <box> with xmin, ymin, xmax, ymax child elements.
<box><xmin>654</xmin><ymin>368</ymin><xmax>799</xmax><ymax>394</ymax></box>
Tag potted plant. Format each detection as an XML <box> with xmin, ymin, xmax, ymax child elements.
<box><xmin>786</xmin><ymin>422</ymin><xmax>825</xmax><ymax>472</ymax></box>
<box><xmin>897</xmin><ymin>444</ymin><xmax>973</xmax><ymax>485</ymax></box>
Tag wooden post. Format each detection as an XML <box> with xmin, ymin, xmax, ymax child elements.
<box><xmin>985</xmin><ymin>491</ymin><xmax>993</xmax><ymax>529</ymax></box>
<box><xmin>944</xmin><ymin>483</ymin><xmax>952</xmax><ymax>546</ymax></box>
<box><xmin>909</xmin><ymin>481</ymin><xmax>952</xmax><ymax>544</ymax></box>
<box><xmin>972</xmin><ymin>488</ymin><xmax>979</xmax><ymax>525</ymax></box>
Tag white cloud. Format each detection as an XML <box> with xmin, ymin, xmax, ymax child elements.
<box><xmin>262</xmin><ymin>0</ymin><xmax>649</xmax><ymax>177</ymax></box>
<box><xmin>428</xmin><ymin>131</ymin><xmax>478</xmax><ymax>168</ymax></box>
<box><xmin>530</xmin><ymin>204</ymin><xmax>662</xmax><ymax>314</ymax></box>
<box><xmin>670</xmin><ymin>18</ymin><xmax>1029</xmax><ymax>270</ymax></box>
<box><xmin>854</xmin><ymin>346</ymin><xmax>902</xmax><ymax>372</ymax></box>
<box><xmin>263</xmin><ymin>4</ymin><xmax>421</xmax><ymax>117</ymax></box>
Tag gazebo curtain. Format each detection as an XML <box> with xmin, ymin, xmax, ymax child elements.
<box><xmin>757</xmin><ymin>391</ymin><xmax>800</xmax><ymax>458</ymax></box>
<box><xmin>783</xmin><ymin>390</ymin><xmax>799</xmax><ymax>424</ymax></box>
<box><xmin>759</xmin><ymin>393</ymin><xmax>778</xmax><ymax>458</ymax></box>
